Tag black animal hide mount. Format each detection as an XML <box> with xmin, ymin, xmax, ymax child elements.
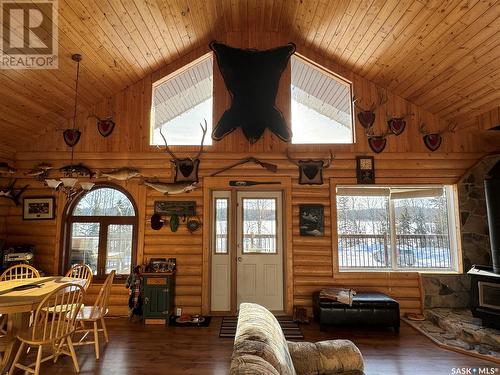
<box><xmin>209</xmin><ymin>41</ymin><xmax>296</xmax><ymax>144</ymax></box>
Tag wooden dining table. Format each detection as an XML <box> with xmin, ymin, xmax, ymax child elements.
<box><xmin>0</xmin><ymin>276</ymin><xmax>87</xmax><ymax>373</ymax></box>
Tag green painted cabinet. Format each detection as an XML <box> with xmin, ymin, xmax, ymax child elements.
<box><xmin>143</xmin><ymin>272</ymin><xmax>175</xmax><ymax>324</ymax></box>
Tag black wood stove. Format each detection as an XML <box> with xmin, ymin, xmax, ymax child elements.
<box><xmin>468</xmin><ymin>160</ymin><xmax>500</xmax><ymax>329</ymax></box>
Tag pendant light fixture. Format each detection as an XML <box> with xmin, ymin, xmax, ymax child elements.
<box><xmin>46</xmin><ymin>54</ymin><xmax>94</xmax><ymax>200</ymax></box>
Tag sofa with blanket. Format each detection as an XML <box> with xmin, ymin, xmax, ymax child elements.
<box><xmin>230</xmin><ymin>303</ymin><xmax>364</xmax><ymax>375</ymax></box>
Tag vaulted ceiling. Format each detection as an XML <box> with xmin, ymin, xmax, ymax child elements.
<box><xmin>1</xmin><ymin>0</ymin><xmax>499</xmax><ymax>151</ymax></box>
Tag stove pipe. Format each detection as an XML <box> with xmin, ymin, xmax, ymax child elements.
<box><xmin>485</xmin><ymin>160</ymin><xmax>500</xmax><ymax>273</ymax></box>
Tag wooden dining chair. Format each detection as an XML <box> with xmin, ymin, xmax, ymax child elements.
<box><xmin>0</xmin><ymin>264</ymin><xmax>40</xmax><ymax>281</ymax></box>
<box><xmin>73</xmin><ymin>271</ymin><xmax>115</xmax><ymax>360</ymax></box>
<box><xmin>8</xmin><ymin>283</ymin><xmax>85</xmax><ymax>375</ymax></box>
<box><xmin>65</xmin><ymin>264</ymin><xmax>93</xmax><ymax>290</ymax></box>
<box><xmin>0</xmin><ymin>264</ymin><xmax>40</xmax><ymax>335</ymax></box>
<box><xmin>40</xmin><ymin>265</ymin><xmax>93</xmax><ymax>317</ymax></box>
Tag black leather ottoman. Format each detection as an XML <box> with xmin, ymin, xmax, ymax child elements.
<box><xmin>313</xmin><ymin>291</ymin><xmax>400</xmax><ymax>332</ymax></box>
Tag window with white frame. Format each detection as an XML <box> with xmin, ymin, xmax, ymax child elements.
<box><xmin>336</xmin><ymin>186</ymin><xmax>459</xmax><ymax>272</ymax></box>
<box><xmin>150</xmin><ymin>54</ymin><xmax>213</xmax><ymax>146</ymax></box>
<box><xmin>291</xmin><ymin>55</ymin><xmax>354</xmax><ymax>144</ymax></box>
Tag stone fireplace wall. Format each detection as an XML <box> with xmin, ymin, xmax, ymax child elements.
<box><xmin>421</xmin><ymin>155</ymin><xmax>500</xmax><ymax>308</ymax></box>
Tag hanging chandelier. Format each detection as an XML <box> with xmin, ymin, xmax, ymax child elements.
<box><xmin>45</xmin><ymin>54</ymin><xmax>94</xmax><ymax>200</ymax></box>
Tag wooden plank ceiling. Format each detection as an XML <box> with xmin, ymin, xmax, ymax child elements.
<box><xmin>0</xmin><ymin>0</ymin><xmax>499</xmax><ymax>149</ymax></box>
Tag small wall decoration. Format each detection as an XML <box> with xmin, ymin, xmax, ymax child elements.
<box><xmin>299</xmin><ymin>204</ymin><xmax>324</xmax><ymax>237</ymax></box>
<box><xmin>63</xmin><ymin>54</ymin><xmax>84</xmax><ymax>148</ymax></box>
<box><xmin>63</xmin><ymin>129</ymin><xmax>81</xmax><ymax>147</ymax></box>
<box><xmin>23</xmin><ymin>197</ymin><xmax>55</xmax><ymax>220</ymax></box>
<box><xmin>154</xmin><ymin>201</ymin><xmax>196</xmax><ymax>217</ymax></box>
<box><xmin>95</xmin><ymin>168</ymin><xmax>141</xmax><ymax>181</ymax></box>
<box><xmin>387</xmin><ymin>115</ymin><xmax>409</xmax><ymax>136</ymax></box>
<box><xmin>423</xmin><ymin>133</ymin><xmax>442</xmax><ymax>151</ymax></box>
<box><xmin>287</xmin><ymin>150</ymin><xmax>334</xmax><ymax>185</ymax></box>
<box><xmin>353</xmin><ymin>89</ymin><xmax>387</xmax><ymax>129</ymax></box>
<box><xmin>367</xmin><ymin>135</ymin><xmax>387</xmax><ymax>154</ymax></box>
<box><xmin>209</xmin><ymin>41</ymin><xmax>296</xmax><ymax>144</ymax></box>
<box><xmin>142</xmin><ymin>180</ymin><xmax>199</xmax><ymax>195</ymax></box>
<box><xmin>59</xmin><ymin>163</ymin><xmax>93</xmax><ymax>177</ymax></box>
<box><xmin>25</xmin><ymin>163</ymin><xmax>52</xmax><ymax>181</ymax></box>
<box><xmin>159</xmin><ymin>120</ymin><xmax>207</xmax><ymax>183</ymax></box>
<box><xmin>388</xmin><ymin>117</ymin><xmax>405</xmax><ymax>135</ymax></box>
<box><xmin>1</xmin><ymin>179</ymin><xmax>29</xmax><ymax>206</ymax></box>
<box><xmin>150</xmin><ymin>213</ymin><xmax>165</xmax><ymax>231</ymax></box>
<box><xmin>88</xmin><ymin>115</ymin><xmax>115</xmax><ymax>137</ymax></box>
<box><xmin>356</xmin><ymin>156</ymin><xmax>375</xmax><ymax>184</ymax></box>
<box><xmin>210</xmin><ymin>157</ymin><xmax>277</xmax><ymax>176</ymax></box>
<box><xmin>170</xmin><ymin>214</ymin><xmax>180</xmax><ymax>232</ymax></box>
<box><xmin>419</xmin><ymin>122</ymin><xmax>457</xmax><ymax>152</ymax></box>
<box><xmin>186</xmin><ymin>217</ymin><xmax>202</xmax><ymax>233</ymax></box>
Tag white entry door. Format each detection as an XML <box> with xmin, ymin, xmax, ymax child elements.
<box><xmin>236</xmin><ymin>191</ymin><xmax>284</xmax><ymax>311</ymax></box>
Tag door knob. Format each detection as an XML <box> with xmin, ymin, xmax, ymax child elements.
<box><xmin>237</xmin><ymin>257</ymin><xmax>243</xmax><ymax>262</ymax></box>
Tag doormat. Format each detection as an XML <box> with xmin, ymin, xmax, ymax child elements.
<box><xmin>169</xmin><ymin>315</ymin><xmax>212</xmax><ymax>327</ymax></box>
<box><xmin>219</xmin><ymin>316</ymin><xmax>304</xmax><ymax>339</ymax></box>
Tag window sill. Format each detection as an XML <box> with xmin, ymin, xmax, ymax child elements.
<box><xmin>338</xmin><ymin>268</ymin><xmax>459</xmax><ymax>274</ymax></box>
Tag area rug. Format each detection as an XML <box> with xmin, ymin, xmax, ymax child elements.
<box><xmin>219</xmin><ymin>316</ymin><xmax>304</xmax><ymax>339</ymax></box>
<box><xmin>169</xmin><ymin>315</ymin><xmax>211</xmax><ymax>327</ymax></box>
<box><xmin>403</xmin><ymin>308</ymin><xmax>500</xmax><ymax>364</ymax></box>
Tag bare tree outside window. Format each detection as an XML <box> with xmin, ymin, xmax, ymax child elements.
<box><xmin>337</xmin><ymin>186</ymin><xmax>457</xmax><ymax>271</ymax></box>
<box><xmin>66</xmin><ymin>186</ymin><xmax>137</xmax><ymax>277</ymax></box>
<box><xmin>242</xmin><ymin>199</ymin><xmax>277</xmax><ymax>253</ymax></box>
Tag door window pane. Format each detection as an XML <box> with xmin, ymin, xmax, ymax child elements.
<box><xmin>70</xmin><ymin>223</ymin><xmax>99</xmax><ymax>275</ymax></box>
<box><xmin>242</xmin><ymin>199</ymin><xmax>277</xmax><ymax>254</ymax></box>
<box><xmin>106</xmin><ymin>224</ymin><xmax>133</xmax><ymax>275</ymax></box>
<box><xmin>215</xmin><ymin>198</ymin><xmax>228</xmax><ymax>254</ymax></box>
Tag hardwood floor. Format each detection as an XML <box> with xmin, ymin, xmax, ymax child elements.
<box><xmin>25</xmin><ymin>318</ymin><xmax>495</xmax><ymax>375</ymax></box>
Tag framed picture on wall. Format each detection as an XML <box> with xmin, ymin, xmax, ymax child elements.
<box><xmin>299</xmin><ymin>204</ymin><xmax>324</xmax><ymax>237</ymax></box>
<box><xmin>356</xmin><ymin>156</ymin><xmax>375</xmax><ymax>184</ymax></box>
<box><xmin>23</xmin><ymin>197</ymin><xmax>55</xmax><ymax>220</ymax></box>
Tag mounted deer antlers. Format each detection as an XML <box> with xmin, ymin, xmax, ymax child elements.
<box><xmin>287</xmin><ymin>149</ymin><xmax>334</xmax><ymax>185</ymax></box>
<box><xmin>159</xmin><ymin>119</ymin><xmax>208</xmax><ymax>183</ymax></box>
<box><xmin>88</xmin><ymin>114</ymin><xmax>115</xmax><ymax>137</ymax></box>
<box><xmin>365</xmin><ymin>126</ymin><xmax>391</xmax><ymax>154</ymax></box>
<box><xmin>353</xmin><ymin>88</ymin><xmax>388</xmax><ymax>129</ymax></box>
<box><xmin>387</xmin><ymin>112</ymin><xmax>414</xmax><ymax>135</ymax></box>
<box><xmin>418</xmin><ymin>122</ymin><xmax>458</xmax><ymax>152</ymax></box>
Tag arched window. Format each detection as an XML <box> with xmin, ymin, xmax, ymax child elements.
<box><xmin>64</xmin><ymin>185</ymin><xmax>137</xmax><ymax>278</ymax></box>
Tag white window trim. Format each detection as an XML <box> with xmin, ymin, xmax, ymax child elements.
<box><xmin>150</xmin><ymin>52</ymin><xmax>213</xmax><ymax>146</ymax></box>
<box><xmin>337</xmin><ymin>185</ymin><xmax>461</xmax><ymax>273</ymax></box>
<box><xmin>291</xmin><ymin>53</ymin><xmax>355</xmax><ymax>145</ymax></box>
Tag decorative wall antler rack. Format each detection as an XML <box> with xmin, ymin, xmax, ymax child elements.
<box><xmin>88</xmin><ymin>114</ymin><xmax>115</xmax><ymax>137</ymax></box>
<box><xmin>159</xmin><ymin>119</ymin><xmax>208</xmax><ymax>183</ymax></box>
<box><xmin>353</xmin><ymin>88</ymin><xmax>388</xmax><ymax>129</ymax></box>
<box><xmin>286</xmin><ymin>149</ymin><xmax>334</xmax><ymax>185</ymax></box>
<box><xmin>419</xmin><ymin>122</ymin><xmax>458</xmax><ymax>152</ymax></box>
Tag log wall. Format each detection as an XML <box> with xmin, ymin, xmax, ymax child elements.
<box><xmin>2</xmin><ymin>32</ymin><xmax>495</xmax><ymax>317</ymax></box>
